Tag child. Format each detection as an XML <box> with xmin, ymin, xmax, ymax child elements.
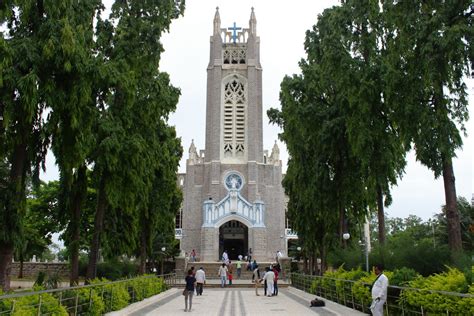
<box><xmin>228</xmin><ymin>271</ymin><xmax>233</xmax><ymax>285</ymax></box>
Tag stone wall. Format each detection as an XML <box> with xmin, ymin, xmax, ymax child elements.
<box><xmin>10</xmin><ymin>262</ymin><xmax>69</xmax><ymax>279</ymax></box>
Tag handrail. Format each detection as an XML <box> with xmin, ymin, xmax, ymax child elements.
<box><xmin>0</xmin><ymin>273</ymin><xmax>176</xmax><ymax>300</ymax></box>
<box><xmin>290</xmin><ymin>273</ymin><xmax>473</xmax><ymax>298</ymax></box>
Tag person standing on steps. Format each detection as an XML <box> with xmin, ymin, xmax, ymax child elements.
<box><xmin>195</xmin><ymin>267</ymin><xmax>206</xmax><ymax>296</ymax></box>
<box><xmin>370</xmin><ymin>263</ymin><xmax>389</xmax><ymax>316</ymax></box>
<box><xmin>184</xmin><ymin>269</ymin><xmax>196</xmax><ymax>312</ymax></box>
<box><xmin>218</xmin><ymin>263</ymin><xmax>228</xmax><ymax>288</ymax></box>
<box><xmin>236</xmin><ymin>258</ymin><xmax>242</xmax><ymax>278</ymax></box>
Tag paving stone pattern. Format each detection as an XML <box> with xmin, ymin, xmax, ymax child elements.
<box><xmin>107</xmin><ymin>287</ymin><xmax>366</xmax><ymax>316</ymax></box>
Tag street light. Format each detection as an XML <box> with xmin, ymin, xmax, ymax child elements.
<box><xmin>342</xmin><ymin>233</ymin><xmax>350</xmax><ymax>240</ymax></box>
<box><xmin>161</xmin><ymin>247</ymin><xmax>166</xmax><ymax>275</ymax></box>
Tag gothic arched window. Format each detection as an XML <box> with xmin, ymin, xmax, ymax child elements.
<box><xmin>223</xmin><ymin>78</ymin><xmax>246</xmax><ymax>157</ymax></box>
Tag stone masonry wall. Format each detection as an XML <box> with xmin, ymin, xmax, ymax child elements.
<box><xmin>9</xmin><ymin>262</ymin><xmax>69</xmax><ymax>279</ymax></box>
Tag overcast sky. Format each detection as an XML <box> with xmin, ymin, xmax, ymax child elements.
<box><xmin>42</xmin><ymin>0</ymin><xmax>473</xmax><ymax>221</ymax></box>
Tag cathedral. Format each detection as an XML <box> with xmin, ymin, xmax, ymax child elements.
<box><xmin>176</xmin><ymin>8</ymin><xmax>292</xmax><ymax>262</ymax></box>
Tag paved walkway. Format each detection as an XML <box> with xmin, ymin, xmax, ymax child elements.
<box><xmin>107</xmin><ymin>287</ymin><xmax>366</xmax><ymax>316</ymax></box>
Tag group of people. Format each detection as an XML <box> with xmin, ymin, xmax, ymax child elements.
<box><xmin>182</xmin><ymin>248</ymin><xmax>388</xmax><ymax>315</ymax></box>
<box><xmin>251</xmin><ymin>262</ymin><xmax>281</xmax><ymax>297</ymax></box>
<box><xmin>183</xmin><ymin>266</ymin><xmax>206</xmax><ymax>312</ymax></box>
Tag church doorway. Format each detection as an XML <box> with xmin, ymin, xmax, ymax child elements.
<box><xmin>219</xmin><ymin>220</ymin><xmax>248</xmax><ymax>260</ymax></box>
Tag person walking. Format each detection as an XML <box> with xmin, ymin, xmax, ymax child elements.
<box><xmin>218</xmin><ymin>263</ymin><xmax>228</xmax><ymax>288</ymax></box>
<box><xmin>263</xmin><ymin>267</ymin><xmax>275</xmax><ymax>297</ymax></box>
<box><xmin>190</xmin><ymin>249</ymin><xmax>196</xmax><ymax>262</ymax></box>
<box><xmin>370</xmin><ymin>264</ymin><xmax>389</xmax><ymax>316</ymax></box>
<box><xmin>273</xmin><ymin>265</ymin><xmax>279</xmax><ymax>296</ymax></box>
<box><xmin>236</xmin><ymin>258</ymin><xmax>242</xmax><ymax>278</ymax></box>
<box><xmin>184</xmin><ymin>269</ymin><xmax>196</xmax><ymax>312</ymax></box>
<box><xmin>252</xmin><ymin>264</ymin><xmax>261</xmax><ymax>296</ymax></box>
<box><xmin>195</xmin><ymin>267</ymin><xmax>206</xmax><ymax>296</ymax></box>
<box><xmin>222</xmin><ymin>250</ymin><xmax>229</xmax><ymax>265</ymax></box>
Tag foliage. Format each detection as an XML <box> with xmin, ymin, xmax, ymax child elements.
<box><xmin>400</xmin><ymin>267</ymin><xmax>470</xmax><ymax>314</ymax></box>
<box><xmin>10</xmin><ymin>288</ymin><xmax>68</xmax><ymax>316</ymax></box>
<box><xmin>96</xmin><ymin>260</ymin><xmax>139</xmax><ymax>280</ymax></box>
<box><xmin>90</xmin><ymin>278</ymin><xmax>129</xmax><ymax>312</ymax></box>
<box><xmin>61</xmin><ymin>287</ymin><xmax>105</xmax><ymax>316</ymax></box>
<box><xmin>33</xmin><ymin>271</ymin><xmax>62</xmax><ymax>289</ymax></box>
<box><xmin>128</xmin><ymin>275</ymin><xmax>166</xmax><ymax>301</ymax></box>
<box><xmin>390</xmin><ymin>267</ymin><xmax>419</xmax><ymax>287</ymax></box>
<box><xmin>86</xmin><ymin>0</ymin><xmax>185</xmax><ymax>279</ymax></box>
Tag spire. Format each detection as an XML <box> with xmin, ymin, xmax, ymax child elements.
<box><xmin>189</xmin><ymin>139</ymin><xmax>198</xmax><ymax>161</ymax></box>
<box><xmin>270</xmin><ymin>140</ymin><xmax>280</xmax><ymax>161</ymax></box>
<box><xmin>249</xmin><ymin>7</ymin><xmax>257</xmax><ymax>35</ymax></box>
<box><xmin>213</xmin><ymin>6</ymin><xmax>221</xmax><ymax>35</ymax></box>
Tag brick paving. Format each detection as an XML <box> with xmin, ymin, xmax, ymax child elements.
<box><xmin>107</xmin><ymin>287</ymin><xmax>366</xmax><ymax>316</ymax></box>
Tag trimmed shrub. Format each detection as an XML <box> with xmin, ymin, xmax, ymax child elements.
<box><xmin>10</xmin><ymin>287</ymin><xmax>68</xmax><ymax>316</ymax></box>
<box><xmin>61</xmin><ymin>287</ymin><xmax>105</xmax><ymax>316</ymax></box>
<box><xmin>90</xmin><ymin>278</ymin><xmax>130</xmax><ymax>312</ymax></box>
<box><xmin>400</xmin><ymin>267</ymin><xmax>468</xmax><ymax>314</ymax></box>
<box><xmin>128</xmin><ymin>275</ymin><xmax>166</xmax><ymax>301</ymax></box>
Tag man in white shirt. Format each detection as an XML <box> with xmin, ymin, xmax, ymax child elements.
<box><xmin>195</xmin><ymin>267</ymin><xmax>206</xmax><ymax>295</ymax></box>
<box><xmin>218</xmin><ymin>263</ymin><xmax>228</xmax><ymax>288</ymax></box>
<box><xmin>263</xmin><ymin>267</ymin><xmax>275</xmax><ymax>297</ymax></box>
<box><xmin>371</xmin><ymin>264</ymin><xmax>389</xmax><ymax>316</ymax></box>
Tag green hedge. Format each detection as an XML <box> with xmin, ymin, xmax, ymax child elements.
<box><xmin>300</xmin><ymin>266</ymin><xmax>472</xmax><ymax>314</ymax></box>
<box><xmin>0</xmin><ymin>275</ymin><xmax>167</xmax><ymax>315</ymax></box>
<box><xmin>400</xmin><ymin>267</ymin><xmax>470</xmax><ymax>314</ymax></box>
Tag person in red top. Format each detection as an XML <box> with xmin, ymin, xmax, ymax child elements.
<box><xmin>273</xmin><ymin>264</ymin><xmax>280</xmax><ymax>296</ymax></box>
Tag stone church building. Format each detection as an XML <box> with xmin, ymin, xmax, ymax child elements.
<box><xmin>176</xmin><ymin>8</ymin><xmax>293</xmax><ymax>262</ymax></box>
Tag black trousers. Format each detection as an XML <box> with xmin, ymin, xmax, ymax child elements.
<box><xmin>196</xmin><ymin>283</ymin><xmax>204</xmax><ymax>295</ymax></box>
<box><xmin>274</xmin><ymin>280</ymin><xmax>278</xmax><ymax>295</ymax></box>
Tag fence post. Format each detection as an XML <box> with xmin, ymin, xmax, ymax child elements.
<box><xmin>74</xmin><ymin>291</ymin><xmax>79</xmax><ymax>315</ymax></box>
<box><xmin>37</xmin><ymin>294</ymin><xmax>42</xmax><ymax>316</ymax></box>
<box><xmin>89</xmin><ymin>288</ymin><xmax>93</xmax><ymax>310</ymax></box>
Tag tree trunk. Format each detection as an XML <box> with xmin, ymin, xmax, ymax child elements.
<box><xmin>0</xmin><ymin>242</ymin><xmax>13</xmax><ymax>291</ymax></box>
<box><xmin>1</xmin><ymin>141</ymin><xmax>28</xmax><ymax>291</ymax></box>
<box><xmin>86</xmin><ymin>177</ymin><xmax>107</xmax><ymax>281</ymax></box>
<box><xmin>376</xmin><ymin>185</ymin><xmax>386</xmax><ymax>245</ymax></box>
<box><xmin>69</xmin><ymin>166</ymin><xmax>87</xmax><ymax>286</ymax></box>
<box><xmin>139</xmin><ymin>229</ymin><xmax>147</xmax><ymax>275</ymax></box>
<box><xmin>319</xmin><ymin>244</ymin><xmax>326</xmax><ymax>275</ymax></box>
<box><xmin>442</xmin><ymin>157</ymin><xmax>462</xmax><ymax>253</ymax></box>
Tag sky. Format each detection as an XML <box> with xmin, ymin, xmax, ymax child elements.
<box><xmin>42</xmin><ymin>0</ymin><xmax>473</xmax><ymax>221</ymax></box>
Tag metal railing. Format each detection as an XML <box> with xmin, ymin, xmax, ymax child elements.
<box><xmin>0</xmin><ymin>273</ymin><xmax>177</xmax><ymax>315</ymax></box>
<box><xmin>290</xmin><ymin>273</ymin><xmax>473</xmax><ymax>315</ymax></box>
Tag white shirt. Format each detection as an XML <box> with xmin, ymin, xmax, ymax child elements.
<box><xmin>264</xmin><ymin>271</ymin><xmax>275</xmax><ymax>283</ymax></box>
<box><xmin>371</xmin><ymin>273</ymin><xmax>389</xmax><ymax>301</ymax></box>
<box><xmin>195</xmin><ymin>269</ymin><xmax>206</xmax><ymax>283</ymax></box>
<box><xmin>218</xmin><ymin>265</ymin><xmax>228</xmax><ymax>277</ymax></box>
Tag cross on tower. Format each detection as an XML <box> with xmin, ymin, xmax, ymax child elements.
<box><xmin>228</xmin><ymin>22</ymin><xmax>242</xmax><ymax>43</ymax></box>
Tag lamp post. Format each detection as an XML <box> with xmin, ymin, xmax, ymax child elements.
<box><xmin>161</xmin><ymin>247</ymin><xmax>166</xmax><ymax>275</ymax></box>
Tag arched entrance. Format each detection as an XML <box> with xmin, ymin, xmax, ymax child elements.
<box><xmin>219</xmin><ymin>220</ymin><xmax>248</xmax><ymax>260</ymax></box>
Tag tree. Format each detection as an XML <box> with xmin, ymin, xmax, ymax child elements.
<box><xmin>44</xmin><ymin>0</ymin><xmax>101</xmax><ymax>286</ymax></box>
<box><xmin>0</xmin><ymin>1</ymin><xmax>50</xmax><ymax>291</ymax></box>
<box><xmin>85</xmin><ymin>0</ymin><xmax>185</xmax><ymax>280</ymax></box>
<box><xmin>340</xmin><ymin>0</ymin><xmax>407</xmax><ymax>246</ymax></box>
<box><xmin>383</xmin><ymin>1</ymin><xmax>473</xmax><ymax>254</ymax></box>
<box><xmin>269</xmin><ymin>5</ymin><xmax>371</xmax><ymax>272</ymax></box>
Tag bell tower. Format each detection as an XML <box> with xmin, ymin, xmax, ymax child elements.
<box><xmin>205</xmin><ymin>7</ymin><xmax>263</xmax><ymax>164</ymax></box>
<box><xmin>180</xmin><ymin>8</ymin><xmax>286</xmax><ymax>262</ymax></box>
